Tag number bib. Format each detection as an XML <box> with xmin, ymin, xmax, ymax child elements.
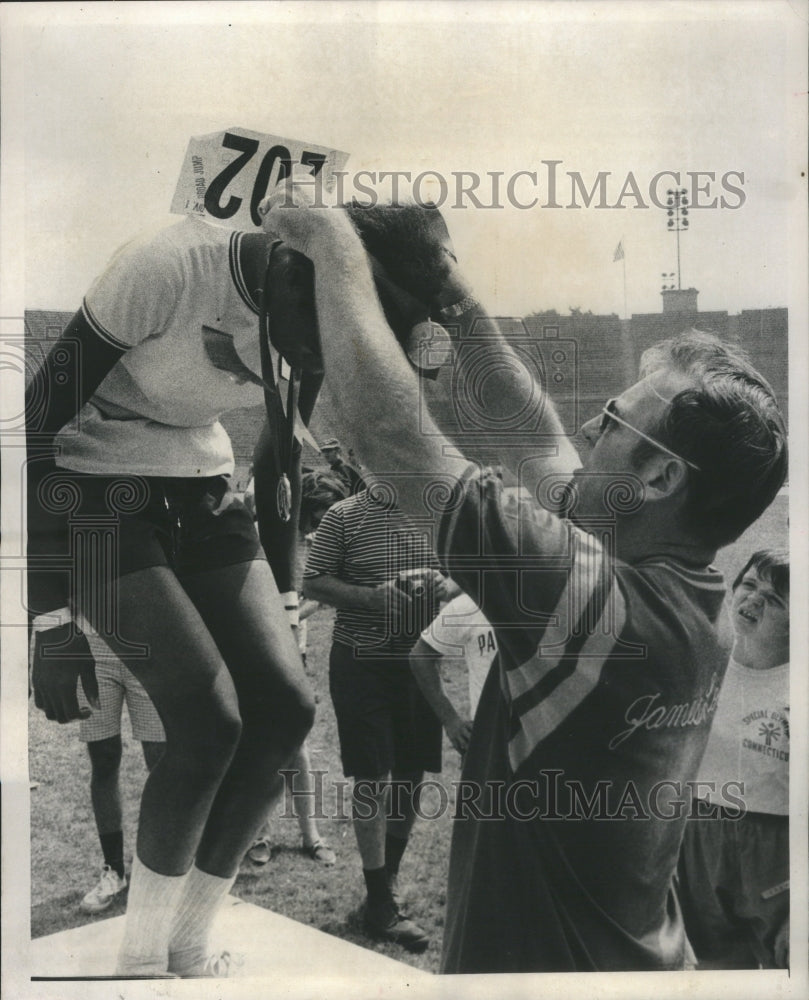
<box><xmin>171</xmin><ymin>127</ymin><xmax>350</xmax><ymax>229</ymax></box>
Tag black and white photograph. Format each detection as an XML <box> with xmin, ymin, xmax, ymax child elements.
<box><xmin>1</xmin><ymin>2</ymin><xmax>807</xmax><ymax>998</ymax></box>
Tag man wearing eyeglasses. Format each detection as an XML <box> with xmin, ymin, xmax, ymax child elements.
<box><xmin>259</xmin><ymin>187</ymin><xmax>788</xmax><ymax>973</ymax></box>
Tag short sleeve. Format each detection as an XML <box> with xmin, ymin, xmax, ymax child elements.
<box><xmin>82</xmin><ymin>233</ymin><xmax>183</xmax><ymax>349</ymax></box>
<box><xmin>303</xmin><ymin>505</ymin><xmax>345</xmax><ymax>578</ymax></box>
<box><xmin>419</xmin><ymin>592</ymin><xmax>480</xmax><ymax>656</ymax></box>
<box><xmin>437</xmin><ymin>466</ymin><xmax>608</xmax><ymax>669</ymax></box>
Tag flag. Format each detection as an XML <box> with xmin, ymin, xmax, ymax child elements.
<box><xmin>613</xmin><ymin>241</ymin><xmax>624</xmax><ymax>262</ymax></box>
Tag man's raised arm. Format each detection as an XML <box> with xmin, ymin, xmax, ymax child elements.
<box><xmin>260</xmin><ymin>189</ymin><xmax>576</xmax><ymax>530</ymax></box>
<box><xmin>262</xmin><ymin>195</ymin><xmax>466</xmax><ymax>536</ymax></box>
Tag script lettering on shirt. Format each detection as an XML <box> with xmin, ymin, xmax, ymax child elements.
<box><xmin>608</xmin><ymin>671</ymin><xmax>722</xmax><ymax>749</ymax></box>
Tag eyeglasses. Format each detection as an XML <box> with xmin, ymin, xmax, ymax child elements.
<box><xmin>599</xmin><ymin>399</ymin><xmax>701</xmax><ymax>472</ymax></box>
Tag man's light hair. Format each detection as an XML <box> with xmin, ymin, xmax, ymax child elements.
<box><xmin>635</xmin><ymin>330</ymin><xmax>787</xmax><ymax>549</ymax></box>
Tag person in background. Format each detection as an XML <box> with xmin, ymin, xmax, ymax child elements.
<box><xmin>409</xmin><ymin>591</ymin><xmax>497</xmax><ymax>755</ymax></box>
<box><xmin>260</xmin><ymin>187</ymin><xmax>787</xmax><ymax>972</ymax></box>
<box><xmin>244</xmin><ymin>470</ymin><xmax>346</xmax><ymax>869</ymax></box>
<box><xmin>303</xmin><ymin>486</ymin><xmax>448</xmax><ymax>953</ymax></box>
<box><xmin>678</xmin><ymin>549</ymin><xmax>790</xmax><ymax>969</ymax></box>
<box><xmin>319</xmin><ymin>438</ymin><xmax>366</xmax><ymax>496</ymax></box>
<box><xmin>78</xmin><ymin>634</ymin><xmax>165</xmax><ymax>913</ymax></box>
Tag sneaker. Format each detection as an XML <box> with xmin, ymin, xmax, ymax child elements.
<box><xmin>303</xmin><ymin>839</ymin><xmax>336</xmax><ymax>866</ymax></box>
<box><xmin>172</xmin><ymin>950</ymin><xmax>244</xmax><ymax>978</ymax></box>
<box><xmin>247</xmin><ymin>837</ymin><xmax>273</xmax><ymax>866</ymax></box>
<box><xmin>199</xmin><ymin>951</ymin><xmax>243</xmax><ymax>978</ymax></box>
<box><xmin>387</xmin><ymin>872</ymin><xmax>404</xmax><ymax>911</ymax></box>
<box><xmin>364</xmin><ymin>898</ymin><xmax>429</xmax><ymax>953</ymax></box>
<box><xmin>80</xmin><ymin>865</ymin><xmax>127</xmax><ymax>914</ymax></box>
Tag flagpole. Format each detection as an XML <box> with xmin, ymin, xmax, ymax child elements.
<box><xmin>622</xmin><ymin>242</ymin><xmax>627</xmax><ymax>320</ymax></box>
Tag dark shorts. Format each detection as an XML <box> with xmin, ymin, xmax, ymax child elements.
<box><xmin>677</xmin><ymin>808</ymin><xmax>789</xmax><ymax>968</ymax></box>
<box><xmin>29</xmin><ymin>471</ymin><xmax>264</xmax><ymax>593</ymax></box>
<box><xmin>329</xmin><ymin>640</ymin><xmax>443</xmax><ymax>779</ymax></box>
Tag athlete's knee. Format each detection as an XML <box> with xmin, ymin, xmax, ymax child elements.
<box><xmin>168</xmin><ymin>683</ymin><xmax>243</xmax><ymax>778</ymax></box>
<box><xmin>195</xmin><ymin>697</ymin><xmax>243</xmax><ymax>764</ymax></box>
<box><xmin>278</xmin><ymin>678</ymin><xmax>315</xmax><ymax>747</ymax></box>
<box><xmin>243</xmin><ymin>669</ymin><xmax>314</xmax><ymax>750</ymax></box>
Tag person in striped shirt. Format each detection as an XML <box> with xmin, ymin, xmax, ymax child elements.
<box><xmin>260</xmin><ymin>186</ymin><xmax>787</xmax><ymax>972</ymax></box>
<box><xmin>303</xmin><ymin>487</ymin><xmax>448</xmax><ymax>952</ymax></box>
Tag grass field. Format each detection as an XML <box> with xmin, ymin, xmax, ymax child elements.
<box><xmin>28</xmin><ymin>491</ymin><xmax>788</xmax><ymax>974</ymax></box>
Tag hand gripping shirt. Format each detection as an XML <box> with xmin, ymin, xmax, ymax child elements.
<box><xmin>438</xmin><ymin>468</ymin><xmax>731</xmax><ymax>973</ymax></box>
<box><xmin>55</xmin><ymin>217</ymin><xmax>270</xmax><ymax>477</ymax></box>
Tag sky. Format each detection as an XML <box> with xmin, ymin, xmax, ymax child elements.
<box><xmin>2</xmin><ymin>0</ymin><xmax>806</xmax><ymax>321</ymax></box>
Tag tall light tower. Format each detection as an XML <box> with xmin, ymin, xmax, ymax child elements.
<box><xmin>666</xmin><ymin>187</ymin><xmax>689</xmax><ymax>289</ymax></box>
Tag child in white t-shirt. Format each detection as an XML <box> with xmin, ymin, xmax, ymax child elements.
<box><xmin>678</xmin><ymin>549</ymin><xmax>790</xmax><ymax>968</ymax></box>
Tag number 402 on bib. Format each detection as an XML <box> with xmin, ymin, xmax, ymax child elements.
<box><xmin>170</xmin><ymin>127</ymin><xmax>350</xmax><ymax>230</ymax></box>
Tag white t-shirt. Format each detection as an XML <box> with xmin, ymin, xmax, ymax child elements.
<box><xmin>420</xmin><ymin>592</ymin><xmax>497</xmax><ymax>717</ymax></box>
<box><xmin>56</xmin><ymin>217</ymin><xmax>273</xmax><ymax>477</ymax></box>
<box><xmin>696</xmin><ymin>658</ymin><xmax>789</xmax><ymax>815</ymax></box>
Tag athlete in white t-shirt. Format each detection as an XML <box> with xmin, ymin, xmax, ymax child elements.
<box><xmin>27</xmin><ymin>201</ymin><xmax>453</xmax><ymax>976</ymax></box>
<box><xmin>678</xmin><ymin>549</ymin><xmax>790</xmax><ymax>969</ymax></box>
<box><xmin>410</xmin><ymin>591</ymin><xmax>498</xmax><ymax>754</ymax></box>
<box><xmin>26</xmin><ymin>216</ymin><xmax>327</xmax><ymax>977</ymax></box>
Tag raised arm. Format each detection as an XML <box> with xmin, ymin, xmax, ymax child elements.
<box><xmin>260</xmin><ymin>193</ymin><xmax>577</xmax><ymax>534</ymax></box>
<box><xmin>260</xmin><ymin>200</ymin><xmax>465</xmax><ymax>538</ymax></box>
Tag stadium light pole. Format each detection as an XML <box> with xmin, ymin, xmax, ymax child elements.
<box><xmin>665</xmin><ymin>188</ymin><xmax>689</xmax><ymax>289</ymax></box>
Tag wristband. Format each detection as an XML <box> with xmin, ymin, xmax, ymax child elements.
<box><xmin>438</xmin><ymin>294</ymin><xmax>479</xmax><ymax>319</ymax></box>
<box><xmin>31</xmin><ymin>607</ymin><xmax>73</xmax><ymax>632</ymax></box>
<box><xmin>31</xmin><ymin>608</ymin><xmax>95</xmax><ymax>635</ymax></box>
<box><xmin>281</xmin><ymin>590</ymin><xmax>300</xmax><ymax>629</ymax></box>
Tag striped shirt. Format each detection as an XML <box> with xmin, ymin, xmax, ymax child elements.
<box><xmin>304</xmin><ymin>490</ymin><xmax>440</xmax><ymax>654</ymax></box>
<box><xmin>439</xmin><ymin>466</ymin><xmax>731</xmax><ymax>973</ymax></box>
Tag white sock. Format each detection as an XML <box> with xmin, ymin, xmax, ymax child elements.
<box><xmin>115</xmin><ymin>856</ymin><xmax>189</xmax><ymax>976</ymax></box>
<box><xmin>167</xmin><ymin>865</ymin><xmax>236</xmax><ymax>977</ymax></box>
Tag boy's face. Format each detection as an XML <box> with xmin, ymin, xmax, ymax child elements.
<box><xmin>731</xmin><ymin>568</ymin><xmax>789</xmax><ymax>648</ymax></box>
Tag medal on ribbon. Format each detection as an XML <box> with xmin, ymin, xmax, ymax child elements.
<box><xmin>277</xmin><ymin>473</ymin><xmax>293</xmax><ymax>522</ymax></box>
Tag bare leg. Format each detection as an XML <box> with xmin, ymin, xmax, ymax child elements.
<box><xmin>91</xmin><ymin>566</ymin><xmax>244</xmax><ymax>876</ymax></box>
<box><xmin>352</xmin><ymin>775</ymin><xmax>390</xmax><ymax>870</ymax></box>
<box><xmin>386</xmin><ymin>769</ymin><xmax>424</xmax><ymax>842</ymax></box>
<box><xmin>178</xmin><ymin>559</ymin><xmax>315</xmax><ymax>877</ymax></box>
<box><xmin>287</xmin><ymin>743</ymin><xmax>325</xmax><ymax>849</ymax></box>
<box><xmin>87</xmin><ymin>736</ymin><xmax>123</xmax><ymax>835</ymax></box>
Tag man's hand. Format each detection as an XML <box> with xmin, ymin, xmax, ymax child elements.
<box><xmin>368</xmin><ymin>580</ymin><xmax>413</xmax><ymax>623</ymax></box>
<box><xmin>258</xmin><ymin>181</ymin><xmax>360</xmax><ymax>264</ymax></box>
<box><xmin>445</xmin><ymin>714</ymin><xmax>474</xmax><ymax>755</ymax></box>
<box><xmin>424</xmin><ymin>568</ymin><xmax>452</xmax><ymax>603</ymax></box>
<box><xmin>31</xmin><ymin>623</ymin><xmax>99</xmax><ymax>723</ymax></box>
<box><xmin>259</xmin><ymin>182</ymin><xmax>467</xmax><ymax>313</ymax></box>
